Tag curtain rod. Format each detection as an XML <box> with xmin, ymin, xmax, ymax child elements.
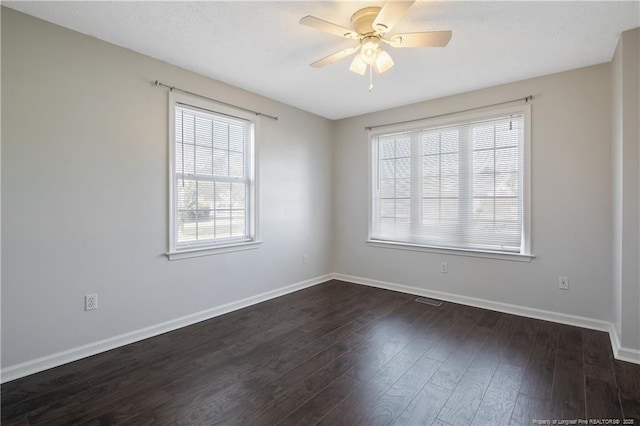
<box><xmin>154</xmin><ymin>80</ymin><xmax>279</xmax><ymax>121</ymax></box>
<box><xmin>364</xmin><ymin>95</ymin><xmax>533</xmax><ymax>131</ymax></box>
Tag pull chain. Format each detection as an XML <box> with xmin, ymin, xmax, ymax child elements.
<box><xmin>368</xmin><ymin>65</ymin><xmax>374</xmax><ymax>92</ymax></box>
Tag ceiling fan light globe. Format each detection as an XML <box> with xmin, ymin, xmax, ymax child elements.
<box><xmin>350</xmin><ymin>55</ymin><xmax>368</xmax><ymax>75</ymax></box>
<box><xmin>374</xmin><ymin>49</ymin><xmax>394</xmax><ymax>73</ymax></box>
<box><xmin>360</xmin><ymin>37</ymin><xmax>380</xmax><ymax>65</ymax></box>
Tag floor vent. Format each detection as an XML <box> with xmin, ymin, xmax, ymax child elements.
<box><xmin>415</xmin><ymin>297</ymin><xmax>443</xmax><ymax>307</ymax></box>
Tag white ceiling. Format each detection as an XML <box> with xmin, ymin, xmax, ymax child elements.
<box><xmin>5</xmin><ymin>1</ymin><xmax>640</xmax><ymax>119</ymax></box>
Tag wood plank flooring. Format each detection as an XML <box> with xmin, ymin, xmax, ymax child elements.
<box><xmin>2</xmin><ymin>280</ymin><xmax>639</xmax><ymax>425</ymax></box>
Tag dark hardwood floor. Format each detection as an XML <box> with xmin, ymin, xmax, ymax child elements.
<box><xmin>2</xmin><ymin>280</ymin><xmax>639</xmax><ymax>425</ymax></box>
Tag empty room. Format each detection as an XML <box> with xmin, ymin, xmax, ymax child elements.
<box><xmin>1</xmin><ymin>1</ymin><xmax>639</xmax><ymax>425</ymax></box>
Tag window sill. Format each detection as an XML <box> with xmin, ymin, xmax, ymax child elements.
<box><xmin>366</xmin><ymin>240</ymin><xmax>534</xmax><ymax>262</ymax></box>
<box><xmin>166</xmin><ymin>241</ymin><xmax>262</xmax><ymax>261</ymax></box>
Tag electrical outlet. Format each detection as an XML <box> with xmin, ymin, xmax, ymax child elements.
<box><xmin>441</xmin><ymin>262</ymin><xmax>448</xmax><ymax>274</ymax></box>
<box><xmin>302</xmin><ymin>254</ymin><xmax>309</xmax><ymax>264</ymax></box>
<box><xmin>558</xmin><ymin>276</ymin><xmax>569</xmax><ymax>290</ymax></box>
<box><xmin>85</xmin><ymin>294</ymin><xmax>98</xmax><ymax>311</ymax></box>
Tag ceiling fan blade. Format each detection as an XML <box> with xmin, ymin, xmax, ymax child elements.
<box><xmin>388</xmin><ymin>31</ymin><xmax>452</xmax><ymax>48</ymax></box>
<box><xmin>300</xmin><ymin>16</ymin><xmax>359</xmax><ymax>39</ymax></box>
<box><xmin>310</xmin><ymin>47</ymin><xmax>359</xmax><ymax>68</ymax></box>
<box><xmin>372</xmin><ymin>1</ymin><xmax>415</xmax><ymax>34</ymax></box>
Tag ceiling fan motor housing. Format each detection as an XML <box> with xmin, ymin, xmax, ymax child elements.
<box><xmin>351</xmin><ymin>7</ymin><xmax>382</xmax><ymax>35</ymax></box>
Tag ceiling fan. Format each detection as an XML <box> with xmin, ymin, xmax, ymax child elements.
<box><xmin>300</xmin><ymin>1</ymin><xmax>452</xmax><ymax>90</ymax></box>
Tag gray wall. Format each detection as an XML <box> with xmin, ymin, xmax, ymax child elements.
<box><xmin>332</xmin><ymin>64</ymin><xmax>613</xmax><ymax>322</ymax></box>
<box><xmin>2</xmin><ymin>7</ymin><xmax>638</xmax><ymax>373</ymax></box>
<box><xmin>612</xmin><ymin>28</ymin><xmax>640</xmax><ymax>352</ymax></box>
<box><xmin>1</xmin><ymin>8</ymin><xmax>334</xmax><ymax>368</ymax></box>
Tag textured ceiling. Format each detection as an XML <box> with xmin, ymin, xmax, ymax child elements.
<box><xmin>5</xmin><ymin>1</ymin><xmax>640</xmax><ymax>119</ymax></box>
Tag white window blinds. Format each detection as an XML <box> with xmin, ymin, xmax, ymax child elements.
<box><xmin>174</xmin><ymin>103</ymin><xmax>252</xmax><ymax>248</ymax></box>
<box><xmin>371</xmin><ymin>111</ymin><xmax>527</xmax><ymax>254</ymax></box>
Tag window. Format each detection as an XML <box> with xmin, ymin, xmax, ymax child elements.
<box><xmin>168</xmin><ymin>92</ymin><xmax>258</xmax><ymax>259</ymax></box>
<box><xmin>370</xmin><ymin>105</ymin><xmax>531</xmax><ymax>257</ymax></box>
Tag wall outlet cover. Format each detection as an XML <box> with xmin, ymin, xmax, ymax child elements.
<box><xmin>558</xmin><ymin>276</ymin><xmax>569</xmax><ymax>290</ymax></box>
<box><xmin>85</xmin><ymin>294</ymin><xmax>98</xmax><ymax>311</ymax></box>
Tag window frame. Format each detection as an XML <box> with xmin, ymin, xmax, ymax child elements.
<box><xmin>167</xmin><ymin>91</ymin><xmax>260</xmax><ymax>260</ymax></box>
<box><xmin>367</xmin><ymin>103</ymin><xmax>533</xmax><ymax>261</ymax></box>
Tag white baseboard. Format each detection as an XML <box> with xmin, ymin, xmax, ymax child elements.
<box><xmin>1</xmin><ymin>274</ymin><xmax>333</xmax><ymax>383</ymax></box>
<box><xmin>3</xmin><ymin>271</ymin><xmax>637</xmax><ymax>383</ymax></box>
<box><xmin>332</xmin><ymin>273</ymin><xmax>639</xmax><ymax>365</ymax></box>
<box><xmin>608</xmin><ymin>324</ymin><xmax>640</xmax><ymax>364</ymax></box>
